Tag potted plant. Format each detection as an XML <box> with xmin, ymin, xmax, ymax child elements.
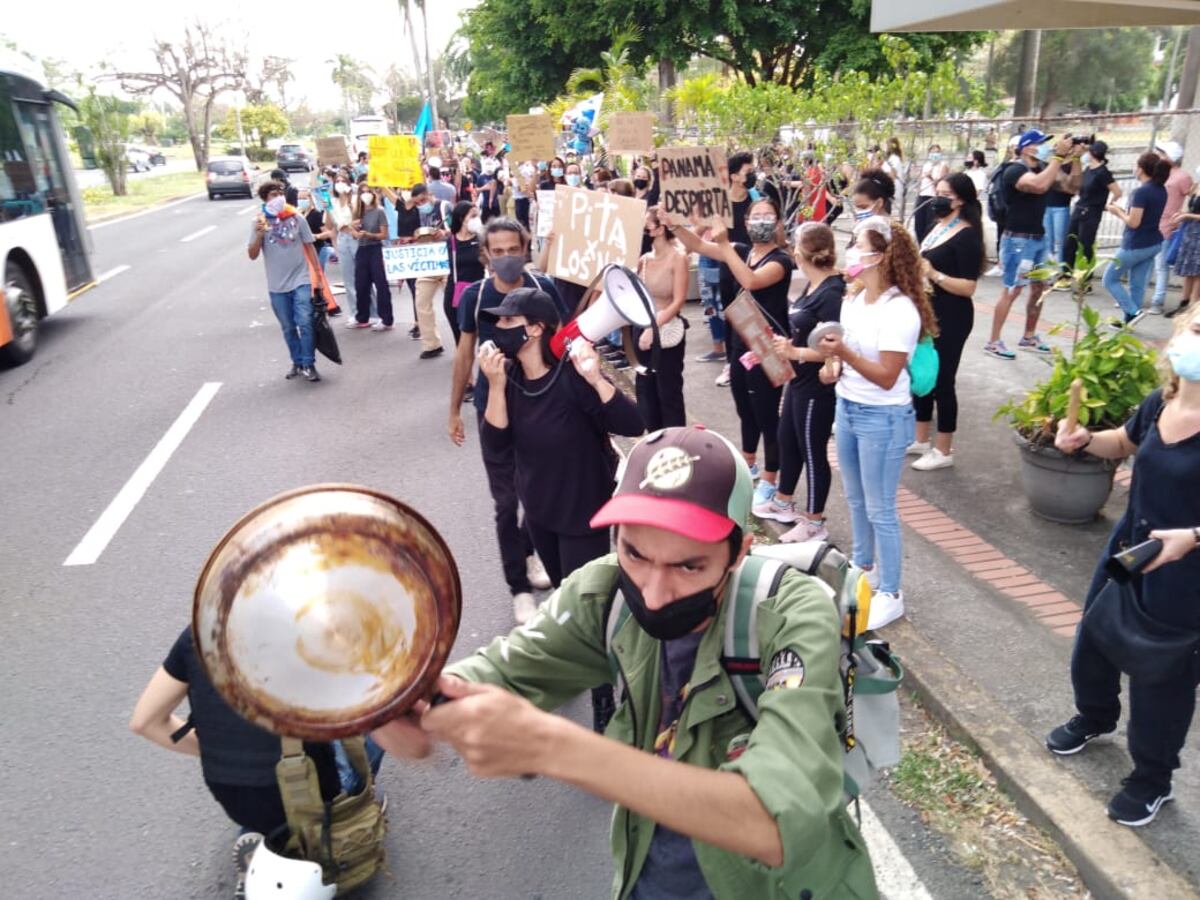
<box><xmin>995</xmin><ymin>251</ymin><xmax>1160</xmax><ymax>524</ymax></box>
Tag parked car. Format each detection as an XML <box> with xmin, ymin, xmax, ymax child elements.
<box><xmin>206</xmin><ymin>156</ymin><xmax>257</xmax><ymax>200</ymax></box>
<box><xmin>275</xmin><ymin>143</ymin><xmax>312</xmax><ymax>173</ymax></box>
<box><xmin>125</xmin><ymin>147</ymin><xmax>152</xmax><ymax>173</ymax></box>
<box><xmin>145</xmin><ymin>148</ymin><xmax>167</xmax><ymax>166</ymax></box>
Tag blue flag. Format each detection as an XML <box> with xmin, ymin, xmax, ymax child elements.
<box><xmin>414</xmin><ymin>101</ymin><xmax>433</xmax><ymax>140</ymax></box>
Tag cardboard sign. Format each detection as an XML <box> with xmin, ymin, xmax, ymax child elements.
<box><xmin>506</xmin><ymin>114</ymin><xmax>555</xmax><ymax>162</ymax></box>
<box><xmin>607</xmin><ymin>112</ymin><xmax>655</xmax><ymax>153</ymax></box>
<box><xmin>657</xmin><ymin>146</ymin><xmax>731</xmax><ymax>226</ymax></box>
<box><xmin>424</xmin><ymin>129</ymin><xmax>453</xmax><ymax>149</ymax></box>
<box><xmin>535</xmin><ymin>189</ymin><xmax>556</xmax><ymax>238</ymax></box>
<box><xmin>367</xmin><ymin>135</ymin><xmax>422</xmax><ymax>188</ymax></box>
<box><xmin>724</xmin><ymin>290</ymin><xmax>794</xmax><ymax>388</ymax></box>
<box><xmin>383</xmin><ymin>241</ymin><xmax>451</xmax><ymax>280</ymax></box>
<box><xmin>316</xmin><ymin>137</ymin><xmax>350</xmax><ymax>167</ymax></box>
<box><xmin>549</xmin><ymin>186</ymin><xmax>646</xmax><ymax>286</ymax></box>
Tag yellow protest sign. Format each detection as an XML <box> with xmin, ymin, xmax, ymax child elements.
<box><xmin>367</xmin><ymin>135</ymin><xmax>422</xmax><ymax>188</ymax></box>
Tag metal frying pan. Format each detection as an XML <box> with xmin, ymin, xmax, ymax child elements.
<box><xmin>806</xmin><ymin>321</ymin><xmax>845</xmax><ymax>350</ymax></box>
<box><xmin>193</xmin><ymin>485</ymin><xmax>461</xmax><ymax>741</ymax></box>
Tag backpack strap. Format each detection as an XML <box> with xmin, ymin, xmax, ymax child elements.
<box><xmin>721</xmin><ymin>556</ymin><xmax>790</xmax><ymax>719</ymax></box>
<box><xmin>276</xmin><ymin>737</ymin><xmax>327</xmax><ymax>841</ymax></box>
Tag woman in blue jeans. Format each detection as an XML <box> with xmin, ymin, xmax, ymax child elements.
<box><xmin>815</xmin><ymin>215</ymin><xmax>936</xmax><ymax>629</ymax></box>
<box><xmin>1103</xmin><ymin>152</ymin><xmax>1171</xmax><ymax>326</ymax></box>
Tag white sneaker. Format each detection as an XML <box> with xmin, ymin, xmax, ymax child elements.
<box><xmin>753</xmin><ymin>495</ymin><xmax>797</xmax><ymax>523</ymax></box>
<box><xmin>911</xmin><ymin>448</ymin><xmax>954</xmax><ymax>471</ymax></box>
<box><xmin>779</xmin><ymin>518</ymin><xmax>829</xmax><ymax>543</ymax></box>
<box><xmin>526</xmin><ymin>555</ymin><xmax>552</xmax><ymax>591</ymax></box>
<box><xmin>867</xmin><ymin>590</ymin><xmax>905</xmax><ymax>630</ymax></box>
<box><xmin>715</xmin><ymin>364</ymin><xmax>731</xmax><ymax>387</ymax></box>
<box><xmin>512</xmin><ymin>591</ymin><xmax>538</xmax><ymax>625</ymax></box>
<box><xmin>905</xmin><ymin>441</ymin><xmax>931</xmax><ymax>457</ymax></box>
<box><xmin>863</xmin><ymin>567</ymin><xmax>880</xmax><ymax>591</ymax></box>
<box><xmin>984</xmin><ymin>264</ymin><xmax>1002</xmax><ymax>277</ymax></box>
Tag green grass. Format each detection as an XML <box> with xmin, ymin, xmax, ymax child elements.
<box><xmin>82</xmin><ymin>171</ymin><xmax>206</xmax><ymax>222</ymax></box>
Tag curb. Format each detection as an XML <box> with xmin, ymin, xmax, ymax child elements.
<box><xmin>86</xmin><ymin>190</ymin><xmax>206</xmax><ymax>228</ymax></box>
<box><xmin>887</xmin><ymin>617</ymin><xmax>1195</xmax><ymax>899</ymax></box>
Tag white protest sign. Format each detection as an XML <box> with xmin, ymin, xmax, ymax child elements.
<box><xmin>549</xmin><ymin>186</ymin><xmax>647</xmax><ymax>287</ymax></box>
<box><xmin>535</xmin><ymin>190</ymin><xmax>556</xmax><ymax>238</ymax></box>
<box><xmin>383</xmin><ymin>242</ymin><xmax>451</xmax><ymax>280</ymax></box>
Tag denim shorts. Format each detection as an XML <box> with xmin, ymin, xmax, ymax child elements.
<box><xmin>1000</xmin><ymin>232</ymin><xmax>1047</xmax><ymax>289</ymax></box>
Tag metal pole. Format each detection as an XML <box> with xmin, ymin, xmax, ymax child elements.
<box><xmin>1151</xmin><ymin>27</ymin><xmax>1183</xmax><ymax>151</ymax></box>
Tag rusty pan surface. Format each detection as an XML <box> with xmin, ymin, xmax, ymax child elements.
<box><xmin>193</xmin><ymin>485</ymin><xmax>461</xmax><ymax>740</ymax></box>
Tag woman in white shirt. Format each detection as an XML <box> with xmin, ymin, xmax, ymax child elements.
<box><xmin>816</xmin><ymin>216</ymin><xmax>938</xmax><ymax>629</ymax></box>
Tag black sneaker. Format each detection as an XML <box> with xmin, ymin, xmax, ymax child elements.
<box><xmin>327</xmin><ymin>306</ymin><xmax>342</xmax><ymax>318</ymax></box>
<box><xmin>302</xmin><ymin>366</ymin><xmax>321</xmax><ymax>382</ymax></box>
<box><xmin>1107</xmin><ymin>778</ymin><xmax>1173</xmax><ymax>827</ymax></box>
<box><xmin>1165</xmin><ymin>301</ymin><xmax>1191</xmax><ymax>319</ymax></box>
<box><xmin>409</xmin><ymin>325</ymin><xmax>421</xmax><ymax>340</ymax></box>
<box><xmin>463</xmin><ymin>384</ymin><xmax>474</xmax><ymax>403</ymax></box>
<box><xmin>1045</xmin><ymin>715</ymin><xmax>1114</xmax><ymax>755</ymax></box>
<box><xmin>285</xmin><ymin>364</ymin><xmax>303</xmax><ymax>380</ymax></box>
<box><xmin>419</xmin><ymin>346</ymin><xmax>444</xmax><ymax>360</ymax></box>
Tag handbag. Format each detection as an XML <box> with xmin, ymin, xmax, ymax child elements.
<box><xmin>304</xmin><ymin>245</ymin><xmax>343</xmax><ymax>365</ymax></box>
<box><xmin>1080</xmin><ymin>577</ymin><xmax>1200</xmax><ymax>684</ymax></box>
<box><xmin>908</xmin><ymin>335</ymin><xmax>939</xmax><ymax>397</ymax></box>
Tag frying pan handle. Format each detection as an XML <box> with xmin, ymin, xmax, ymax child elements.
<box><xmin>427</xmin><ymin>690</ymin><xmax>537</xmax><ymax>780</ymax></box>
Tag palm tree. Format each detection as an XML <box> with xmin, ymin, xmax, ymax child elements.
<box><xmin>564</xmin><ymin>25</ymin><xmax>650</xmax><ymax>125</ymax></box>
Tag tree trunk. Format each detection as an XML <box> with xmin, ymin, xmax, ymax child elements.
<box><xmin>1013</xmin><ymin>30</ymin><xmax>1042</xmax><ymax>121</ymax></box>
<box><xmin>201</xmin><ymin>98</ymin><xmax>214</xmax><ymax>168</ymax></box>
<box><xmin>402</xmin><ymin>0</ymin><xmax>426</xmax><ymax>129</ymax></box>
<box><xmin>658</xmin><ymin>59</ymin><xmax>677</xmax><ymax>125</ymax></box>
<box><xmin>1171</xmin><ymin>27</ymin><xmax>1200</xmax><ymax>143</ymax></box>
<box><xmin>419</xmin><ymin>1</ymin><xmax>439</xmax><ymax>128</ymax></box>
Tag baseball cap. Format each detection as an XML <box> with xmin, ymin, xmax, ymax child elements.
<box><xmin>1156</xmin><ymin>139</ymin><xmax>1184</xmax><ymax>163</ymax></box>
<box><xmin>1088</xmin><ymin>140</ymin><xmax>1109</xmax><ymax>160</ymax></box>
<box><xmin>1016</xmin><ymin>130</ymin><xmax>1053</xmax><ymax>154</ymax></box>
<box><xmin>590</xmin><ymin>426</ymin><xmax>753</xmax><ymax>543</ymax></box>
<box><xmin>481</xmin><ymin>287</ymin><xmax>561</xmax><ymax>325</ymax></box>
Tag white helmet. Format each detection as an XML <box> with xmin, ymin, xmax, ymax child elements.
<box><xmin>244</xmin><ymin>843</ymin><xmax>336</xmax><ymax>900</ymax></box>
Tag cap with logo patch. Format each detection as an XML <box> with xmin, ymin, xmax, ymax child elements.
<box><xmin>590</xmin><ymin>425</ymin><xmax>753</xmax><ymax>542</ymax></box>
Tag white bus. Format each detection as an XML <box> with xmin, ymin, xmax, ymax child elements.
<box><xmin>348</xmin><ymin>115</ymin><xmax>389</xmax><ymax>158</ymax></box>
<box><xmin>0</xmin><ymin>70</ymin><xmax>93</xmax><ymax>367</ymax></box>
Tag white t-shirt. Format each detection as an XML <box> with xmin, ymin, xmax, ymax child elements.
<box><xmin>966</xmin><ymin>166</ymin><xmax>989</xmax><ymax>197</ymax></box>
<box><xmin>836</xmin><ymin>287</ymin><xmax>922</xmax><ymax>406</ymax></box>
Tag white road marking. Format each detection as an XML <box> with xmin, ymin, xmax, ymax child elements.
<box><xmin>180</xmin><ymin>225</ymin><xmax>217</xmax><ymax>243</ymax></box>
<box><xmin>95</xmin><ymin>265</ymin><xmax>131</xmax><ymax>283</ymax></box>
<box><xmin>63</xmin><ymin>382</ymin><xmax>222</xmax><ymax>566</ymax></box>
<box><xmin>238</xmin><ymin>204</ymin><xmax>259</xmax><ymax>215</ymax></box>
<box><xmin>859</xmin><ymin>800</ymin><xmax>934</xmax><ymax>900</ymax></box>
<box><xmin>87</xmin><ymin>192</ymin><xmax>205</xmax><ymax>230</ymax></box>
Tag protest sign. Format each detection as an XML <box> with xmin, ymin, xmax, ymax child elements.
<box><xmin>383</xmin><ymin>242</ymin><xmax>451</xmax><ymax>281</ymax></box>
<box><xmin>506</xmin><ymin>114</ymin><xmax>555</xmax><ymax>161</ymax></box>
<box><xmin>724</xmin><ymin>290</ymin><xmax>793</xmax><ymax>388</ymax></box>
<box><xmin>656</xmin><ymin>146</ymin><xmax>732</xmax><ymax>226</ymax></box>
<box><xmin>424</xmin><ymin>130</ymin><xmax>452</xmax><ymax>149</ymax></box>
<box><xmin>316</xmin><ymin>137</ymin><xmax>350</xmax><ymax>167</ymax></box>
<box><xmin>535</xmin><ymin>190</ymin><xmax>556</xmax><ymax>238</ymax></box>
<box><xmin>606</xmin><ymin>112</ymin><xmax>655</xmax><ymax>153</ymax></box>
<box><xmin>549</xmin><ymin>186</ymin><xmax>646</xmax><ymax>286</ymax></box>
<box><xmin>367</xmin><ymin>135</ymin><xmax>422</xmax><ymax>188</ymax></box>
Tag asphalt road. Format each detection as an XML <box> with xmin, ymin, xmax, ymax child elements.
<box><xmin>1</xmin><ymin>190</ymin><xmax>989</xmax><ymax>899</ymax></box>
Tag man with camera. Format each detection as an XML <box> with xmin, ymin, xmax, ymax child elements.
<box><xmin>984</xmin><ymin>131</ymin><xmax>1080</xmax><ymax>361</ymax></box>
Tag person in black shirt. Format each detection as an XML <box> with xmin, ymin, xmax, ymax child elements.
<box><xmin>912</xmin><ymin>173</ymin><xmax>986</xmax><ymax>471</ymax></box>
<box><xmin>1063</xmin><ymin>140</ymin><xmax>1122</xmax><ymax>272</ymax></box>
<box><xmin>719</xmin><ymin>152</ymin><xmax>757</xmax><ymax>306</ymax></box>
<box><xmin>984</xmin><ymin>131</ymin><xmax>1079</xmax><ymax>360</ymax></box>
<box><xmin>300</xmin><ymin>188</ymin><xmax>340</xmax><ymax>317</ymax></box>
<box><xmin>444</xmin><ymin>200</ymin><xmax>486</xmax><ymax>347</ymax></box>
<box><xmin>766</xmin><ymin>222</ymin><xmax>844</xmax><ymax>543</ymax></box>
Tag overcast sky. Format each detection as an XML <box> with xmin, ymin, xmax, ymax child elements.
<box><xmin>3</xmin><ymin>0</ymin><xmax>478</xmax><ymax>110</ymax></box>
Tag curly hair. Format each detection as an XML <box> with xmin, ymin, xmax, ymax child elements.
<box><xmin>861</xmin><ymin>224</ymin><xmax>939</xmax><ymax>339</ymax></box>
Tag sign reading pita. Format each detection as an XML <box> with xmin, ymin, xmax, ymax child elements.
<box><xmin>549</xmin><ymin>186</ymin><xmax>647</xmax><ymax>286</ymax></box>
<box><xmin>724</xmin><ymin>290</ymin><xmax>794</xmax><ymax>388</ymax></box>
<box><xmin>506</xmin><ymin>114</ymin><xmax>555</xmax><ymax>162</ymax></box>
<box><xmin>535</xmin><ymin>189</ymin><xmax>557</xmax><ymax>238</ymax></box>
<box><xmin>657</xmin><ymin>146</ymin><xmax>732</xmax><ymax>226</ymax></box>
<box><xmin>316</xmin><ymin>137</ymin><xmax>350</xmax><ymax>167</ymax></box>
<box><xmin>383</xmin><ymin>242</ymin><xmax>451</xmax><ymax>280</ymax></box>
<box><xmin>607</xmin><ymin>112</ymin><xmax>655</xmax><ymax>153</ymax></box>
<box><xmin>367</xmin><ymin>135</ymin><xmax>422</xmax><ymax>188</ymax></box>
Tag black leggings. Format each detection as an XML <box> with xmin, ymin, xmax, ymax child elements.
<box><xmin>777</xmin><ymin>386</ymin><xmax>835</xmax><ymax>515</ymax></box>
<box><xmin>914</xmin><ymin>295</ymin><xmax>974</xmax><ymax>433</ymax></box>
<box><xmin>729</xmin><ymin>354</ymin><xmax>782</xmax><ymax>472</ymax></box>
<box><xmin>525</xmin><ymin>520</ymin><xmax>611</xmax><ymax>590</ymax></box>
<box><xmin>444</xmin><ymin>281</ymin><xmax>463</xmax><ymax>344</ymax></box>
<box><xmin>633</xmin><ymin>333</ymin><xmax>687</xmax><ymax>431</ymax></box>
<box><xmin>354</xmin><ymin>243</ymin><xmax>392</xmax><ymax>325</ymax></box>
<box><xmin>1063</xmin><ymin>206</ymin><xmax>1103</xmax><ymax>270</ymax></box>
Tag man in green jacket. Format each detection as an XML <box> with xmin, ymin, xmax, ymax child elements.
<box><xmin>373</xmin><ymin>425</ymin><xmax>877</xmax><ymax>899</ymax></box>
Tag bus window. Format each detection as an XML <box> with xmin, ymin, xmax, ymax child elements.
<box><xmin>0</xmin><ymin>79</ymin><xmax>43</xmax><ymax>221</ymax></box>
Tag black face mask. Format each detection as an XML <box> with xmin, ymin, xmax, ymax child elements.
<box><xmin>929</xmin><ymin>196</ymin><xmax>954</xmax><ymax>219</ymax></box>
<box><xmin>617</xmin><ymin>565</ymin><xmax>728</xmax><ymax>641</ymax></box>
<box><xmin>743</xmin><ymin>171</ymin><xmax>757</xmax><ymax>191</ymax></box>
<box><xmin>633</xmin><ymin>178</ymin><xmax>649</xmax><ymax>190</ymax></box>
<box><xmin>491</xmin><ymin>324</ymin><xmax>529</xmax><ymax>359</ymax></box>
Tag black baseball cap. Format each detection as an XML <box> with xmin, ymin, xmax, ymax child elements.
<box><xmin>481</xmin><ymin>287</ymin><xmax>561</xmax><ymax>325</ymax></box>
<box><xmin>1089</xmin><ymin>140</ymin><xmax>1109</xmax><ymax>161</ymax></box>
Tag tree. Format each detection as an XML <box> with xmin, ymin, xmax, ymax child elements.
<box><xmin>381</xmin><ymin>65</ymin><xmax>424</xmax><ymax>132</ymax></box>
<box><xmin>78</xmin><ymin>86</ymin><xmax>134</xmax><ymax>195</ymax></box>
<box><xmin>130</xmin><ymin>109</ymin><xmax>165</xmax><ymax>144</ymax></box>
<box><xmin>329</xmin><ymin>54</ymin><xmax>376</xmax><ymax>123</ymax></box>
<box><xmin>246</xmin><ymin>56</ymin><xmax>295</xmax><ymax>110</ymax></box>
<box><xmin>228</xmin><ymin>103</ymin><xmax>290</xmax><ymax>148</ymax></box>
<box><xmin>564</xmin><ymin>26</ymin><xmax>652</xmax><ymax>120</ymax></box>
<box><xmin>113</xmin><ymin>22</ymin><xmax>247</xmax><ymax>170</ymax></box>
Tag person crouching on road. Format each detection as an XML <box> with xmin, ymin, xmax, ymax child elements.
<box><xmin>371</xmin><ymin>425</ymin><xmax>878</xmax><ymax>900</ymax></box>
<box><xmin>1047</xmin><ymin>303</ymin><xmax>1200</xmax><ymax>827</ymax></box>
<box><xmin>248</xmin><ymin>180</ymin><xmax>321</xmax><ymax>382</ymax></box>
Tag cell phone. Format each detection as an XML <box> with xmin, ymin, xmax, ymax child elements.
<box><xmin>1105</xmin><ymin>538</ymin><xmax>1164</xmax><ymax>583</ymax></box>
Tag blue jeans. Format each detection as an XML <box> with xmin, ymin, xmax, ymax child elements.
<box><xmin>1042</xmin><ymin>206</ymin><xmax>1069</xmax><ymax>264</ymax></box>
<box><xmin>268</xmin><ymin>284</ymin><xmax>315</xmax><ymax>367</ymax></box>
<box><xmin>999</xmin><ymin>232</ymin><xmax>1047</xmax><ymax>289</ymax></box>
<box><xmin>336</xmin><ymin>231</ymin><xmax>361</xmax><ymax>315</ymax></box>
<box><xmin>699</xmin><ymin>276</ymin><xmax>725</xmax><ymax>343</ymax></box>
<box><xmin>1152</xmin><ymin>240</ymin><xmax>1171</xmax><ymax>307</ymax></box>
<box><xmin>333</xmin><ymin>736</ymin><xmax>385</xmax><ymax>795</ymax></box>
<box><xmin>1103</xmin><ymin>243</ymin><xmax>1162</xmax><ymax>318</ymax></box>
<box><xmin>835</xmin><ymin>397</ymin><xmax>915</xmax><ymax>594</ymax></box>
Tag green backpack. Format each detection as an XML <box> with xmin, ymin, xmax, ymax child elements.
<box><xmin>605</xmin><ymin>544</ymin><xmax>903</xmax><ymax>801</ymax></box>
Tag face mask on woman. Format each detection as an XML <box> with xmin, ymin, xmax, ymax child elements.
<box><xmin>633</xmin><ymin>178</ymin><xmax>649</xmax><ymax>190</ymax></box>
<box><xmin>360</xmin><ymin>192</ymin><xmax>375</xmax><ymax>206</ymax></box>
<box><xmin>928</xmin><ymin>196</ymin><xmax>953</xmax><ymax>219</ymax></box>
<box><xmin>418</xmin><ymin>201</ymin><xmax>434</xmax><ymax>214</ymax></box>
<box><xmin>853</xmin><ymin>206</ymin><xmax>874</xmax><ymax>222</ymax></box>
<box><xmin>929</xmin><ymin>152</ymin><xmax>942</xmax><ymax>162</ymax></box>
<box><xmin>747</xmin><ymin>216</ymin><xmax>777</xmax><ymax>244</ymax></box>
<box><xmin>335</xmin><ymin>182</ymin><xmax>351</xmax><ymax>195</ymax></box>
<box><xmin>551</xmin><ymin>166</ymin><xmax>564</xmax><ymax>178</ymax></box>
<box><xmin>1167</xmin><ymin>330</ymin><xmax>1200</xmax><ymax>382</ymax></box>
<box><xmin>265</xmin><ymin>196</ymin><xmax>286</xmax><ymax>217</ymax></box>
<box><xmin>298</xmin><ymin>198</ymin><xmax>311</xmax><ymax>212</ymax></box>
<box><xmin>491</xmin><ymin>323</ymin><xmax>529</xmax><ymax>359</ymax></box>
<box><xmin>565</xmin><ymin>173</ymin><xmax>582</xmax><ymax>187</ymax></box>
<box><xmin>844</xmin><ymin>246</ymin><xmax>881</xmax><ymax>280</ymax></box>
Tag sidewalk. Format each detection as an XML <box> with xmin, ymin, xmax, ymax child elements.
<box><xmin>676</xmin><ymin>272</ymin><xmax>1198</xmax><ymax>896</ymax></box>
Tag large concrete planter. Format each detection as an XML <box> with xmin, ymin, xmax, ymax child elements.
<box><xmin>1013</xmin><ymin>431</ymin><xmax>1117</xmax><ymax>524</ymax></box>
